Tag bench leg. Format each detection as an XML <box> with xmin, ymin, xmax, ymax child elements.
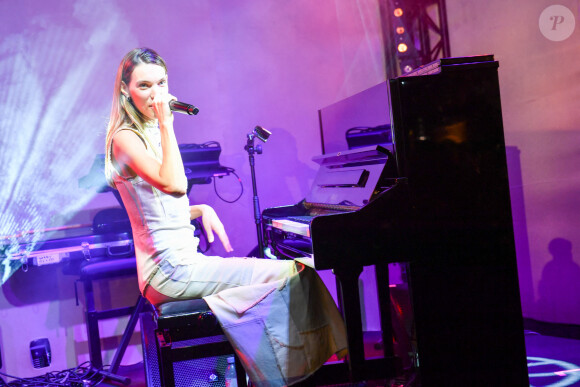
<box><xmin>234</xmin><ymin>354</ymin><xmax>248</xmax><ymax>387</ymax></box>
<box><xmin>156</xmin><ymin>330</ymin><xmax>176</xmax><ymax>387</ymax></box>
<box><xmin>84</xmin><ymin>280</ymin><xmax>103</xmax><ymax>369</ymax></box>
<box><xmin>110</xmin><ymin>295</ymin><xmax>148</xmax><ymax>373</ymax></box>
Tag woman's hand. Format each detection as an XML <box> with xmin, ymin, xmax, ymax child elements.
<box><xmin>152</xmin><ymin>91</ymin><xmax>176</xmax><ymax>127</ymax></box>
<box><xmin>190</xmin><ymin>205</ymin><xmax>234</xmax><ymax>252</ymax></box>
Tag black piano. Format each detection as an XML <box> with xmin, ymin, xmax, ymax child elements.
<box><xmin>263</xmin><ymin>55</ymin><xmax>529</xmax><ymax>386</ymax></box>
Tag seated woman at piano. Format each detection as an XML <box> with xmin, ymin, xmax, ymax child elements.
<box><xmin>104</xmin><ymin>47</ymin><xmax>347</xmax><ymax>386</ymax></box>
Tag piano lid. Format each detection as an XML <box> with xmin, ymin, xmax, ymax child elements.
<box><xmin>400</xmin><ymin>54</ymin><xmax>496</xmax><ymax>77</ymax></box>
<box><xmin>305</xmin><ymin>145</ymin><xmax>392</xmax><ymax>208</ymax></box>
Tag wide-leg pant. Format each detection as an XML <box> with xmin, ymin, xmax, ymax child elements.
<box><xmin>144</xmin><ymin>254</ymin><xmax>348</xmax><ymax>387</ymax></box>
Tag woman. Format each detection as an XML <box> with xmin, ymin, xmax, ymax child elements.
<box><xmin>104</xmin><ymin>48</ymin><xmax>347</xmax><ymax>386</ymax></box>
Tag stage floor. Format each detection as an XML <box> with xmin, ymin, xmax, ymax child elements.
<box><xmin>526</xmin><ymin>332</ymin><xmax>580</xmax><ymax>387</ymax></box>
<box><xmin>105</xmin><ymin>332</ymin><xmax>580</xmax><ymax>387</ymax></box>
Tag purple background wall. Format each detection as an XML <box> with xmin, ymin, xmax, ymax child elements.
<box><xmin>447</xmin><ymin>0</ymin><xmax>580</xmax><ymax>325</ymax></box>
<box><xmin>0</xmin><ymin>0</ymin><xmax>387</xmax><ymax>375</ymax></box>
<box><xmin>0</xmin><ymin>0</ymin><xmax>579</xmax><ymax>377</ymax></box>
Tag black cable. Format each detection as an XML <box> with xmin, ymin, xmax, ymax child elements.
<box><xmin>183</xmin><ymin>140</ymin><xmax>243</xmax><ymax>203</ymax></box>
<box><xmin>0</xmin><ymin>361</ymin><xmax>104</xmax><ymax>387</ymax></box>
<box><xmin>0</xmin><ymin>369</ymin><xmax>52</xmax><ymax>387</ymax></box>
<box><xmin>70</xmin><ymin>362</ymin><xmax>103</xmax><ymax>386</ymax></box>
<box><xmin>213</xmin><ymin>168</ymin><xmax>243</xmax><ymax>203</ymax></box>
<box><xmin>182</xmin><ymin>140</ymin><xmax>243</xmax><ymax>203</ymax></box>
<box><xmin>0</xmin><ymin>370</ymin><xmax>64</xmax><ymax>387</ymax></box>
<box><xmin>200</xmin><ymin>141</ymin><xmax>220</xmax><ymax>148</ymax></box>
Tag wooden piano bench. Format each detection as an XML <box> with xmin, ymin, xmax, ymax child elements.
<box><xmin>147</xmin><ymin>298</ymin><xmax>248</xmax><ymax>387</ymax></box>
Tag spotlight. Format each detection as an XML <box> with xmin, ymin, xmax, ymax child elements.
<box><xmin>396</xmin><ymin>26</ymin><xmax>405</xmax><ymax>34</ymax></box>
<box><xmin>397</xmin><ymin>43</ymin><xmax>408</xmax><ymax>53</ymax></box>
<box><xmin>394</xmin><ymin>8</ymin><xmax>403</xmax><ymax>17</ymax></box>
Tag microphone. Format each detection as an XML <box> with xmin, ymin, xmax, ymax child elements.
<box><xmin>169</xmin><ymin>100</ymin><xmax>200</xmax><ymax>115</ymax></box>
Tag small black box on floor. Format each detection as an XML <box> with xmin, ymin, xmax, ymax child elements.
<box><xmin>30</xmin><ymin>338</ymin><xmax>51</xmax><ymax>368</ymax></box>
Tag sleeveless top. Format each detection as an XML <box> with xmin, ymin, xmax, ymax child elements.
<box><xmin>106</xmin><ymin>120</ymin><xmax>198</xmax><ymax>293</ymax></box>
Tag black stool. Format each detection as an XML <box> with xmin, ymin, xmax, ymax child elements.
<box><xmin>80</xmin><ymin>259</ymin><xmax>248</xmax><ymax>386</ymax></box>
<box><xmin>153</xmin><ymin>299</ymin><xmax>248</xmax><ymax>387</ymax></box>
<box><xmin>79</xmin><ymin>257</ymin><xmax>146</xmax><ymax>373</ymax></box>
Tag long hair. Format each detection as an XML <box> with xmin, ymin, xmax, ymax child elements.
<box><xmin>104</xmin><ymin>48</ymin><xmax>168</xmax><ymax>188</ymax></box>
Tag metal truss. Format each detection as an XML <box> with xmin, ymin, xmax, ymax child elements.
<box><xmin>381</xmin><ymin>0</ymin><xmax>451</xmax><ymax>78</ymax></box>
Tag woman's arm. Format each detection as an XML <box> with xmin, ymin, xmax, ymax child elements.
<box><xmin>190</xmin><ymin>204</ymin><xmax>233</xmax><ymax>252</ymax></box>
<box><xmin>112</xmin><ymin>93</ymin><xmax>187</xmax><ymax>195</ymax></box>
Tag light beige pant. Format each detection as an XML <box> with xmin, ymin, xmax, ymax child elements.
<box><xmin>145</xmin><ymin>254</ymin><xmax>348</xmax><ymax>387</ymax></box>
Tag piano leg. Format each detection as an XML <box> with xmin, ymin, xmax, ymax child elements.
<box><xmin>332</xmin><ymin>264</ymin><xmax>398</xmax><ymax>384</ymax></box>
<box><xmin>333</xmin><ymin>265</ymin><xmax>365</xmax><ymax>382</ymax></box>
<box><xmin>375</xmin><ymin>262</ymin><xmax>395</xmax><ymax>360</ymax></box>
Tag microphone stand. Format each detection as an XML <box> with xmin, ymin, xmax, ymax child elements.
<box><xmin>244</xmin><ymin>126</ymin><xmax>271</xmax><ymax>258</ymax></box>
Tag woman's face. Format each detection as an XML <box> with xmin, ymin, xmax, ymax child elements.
<box><xmin>123</xmin><ymin>63</ymin><xmax>168</xmax><ymax>120</ymax></box>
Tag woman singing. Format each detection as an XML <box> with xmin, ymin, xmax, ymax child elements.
<box><xmin>104</xmin><ymin>48</ymin><xmax>347</xmax><ymax>386</ymax></box>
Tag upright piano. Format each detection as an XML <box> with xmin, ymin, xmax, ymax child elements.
<box><xmin>263</xmin><ymin>55</ymin><xmax>529</xmax><ymax>386</ymax></box>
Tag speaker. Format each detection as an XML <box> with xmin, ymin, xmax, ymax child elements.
<box><xmin>141</xmin><ymin>313</ymin><xmax>231</xmax><ymax>387</ymax></box>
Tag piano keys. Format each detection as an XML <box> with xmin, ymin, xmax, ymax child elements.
<box><xmin>263</xmin><ymin>144</ymin><xmax>402</xmax><ymax>266</ymax></box>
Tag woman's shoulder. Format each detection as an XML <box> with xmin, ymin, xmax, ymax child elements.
<box><xmin>114</xmin><ymin>124</ymin><xmax>142</xmax><ymax>137</ymax></box>
<box><xmin>113</xmin><ymin>125</ymin><xmax>147</xmax><ymax>147</ymax></box>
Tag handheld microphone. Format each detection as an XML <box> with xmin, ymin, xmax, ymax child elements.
<box><xmin>169</xmin><ymin>100</ymin><xmax>199</xmax><ymax>115</ymax></box>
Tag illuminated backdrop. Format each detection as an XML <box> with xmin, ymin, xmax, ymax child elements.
<box><xmin>0</xmin><ymin>0</ymin><xmax>579</xmax><ymax>377</ymax></box>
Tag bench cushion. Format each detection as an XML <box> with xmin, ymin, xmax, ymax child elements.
<box><xmin>155</xmin><ymin>298</ymin><xmax>222</xmax><ymax>336</ymax></box>
<box><xmin>80</xmin><ymin>258</ymin><xmax>137</xmax><ymax>281</ymax></box>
